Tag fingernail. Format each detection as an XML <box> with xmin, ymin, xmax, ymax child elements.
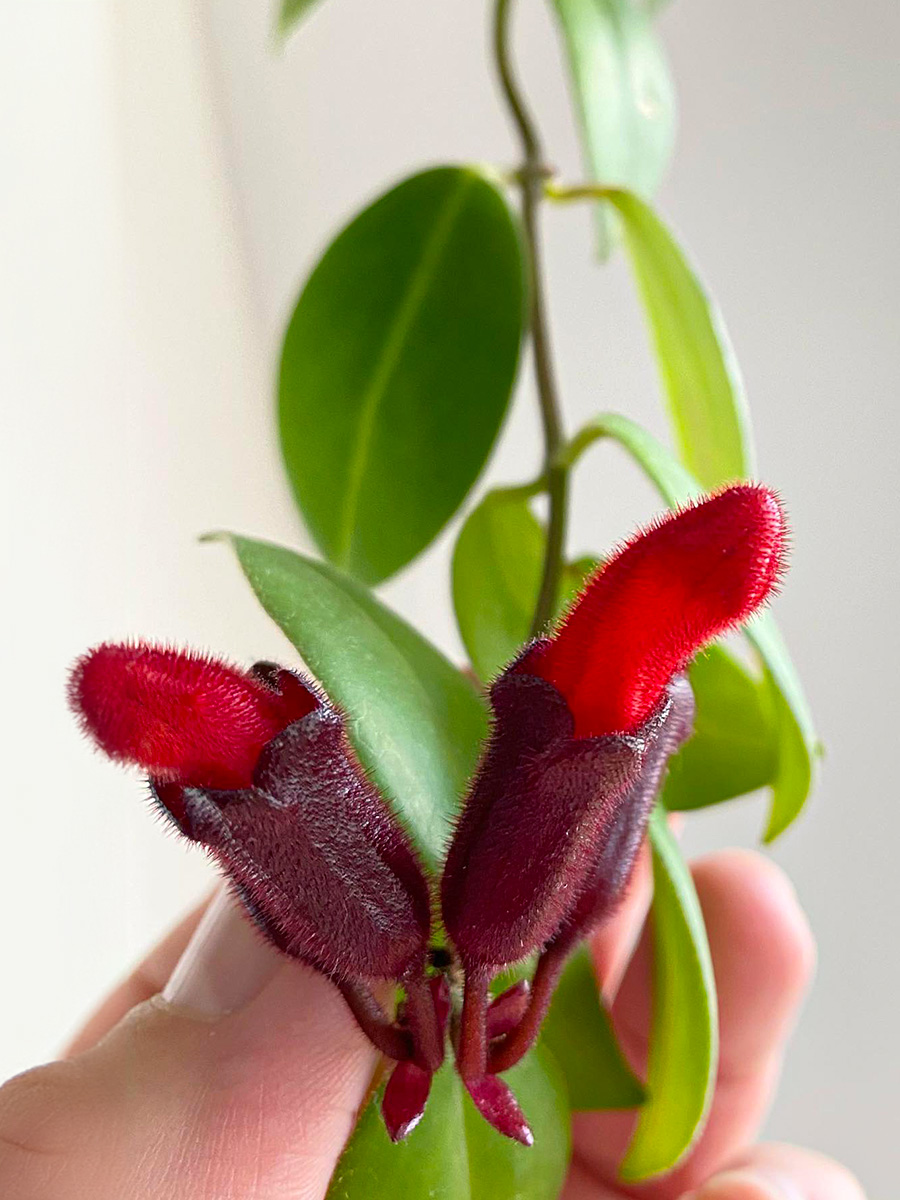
<box><xmin>162</xmin><ymin>888</ymin><xmax>283</xmax><ymax>1016</ymax></box>
<box><xmin>683</xmin><ymin>1166</ymin><xmax>806</xmax><ymax>1200</ymax></box>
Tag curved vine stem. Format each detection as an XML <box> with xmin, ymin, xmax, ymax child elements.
<box><xmin>493</xmin><ymin>0</ymin><xmax>568</xmax><ymax>637</ymax></box>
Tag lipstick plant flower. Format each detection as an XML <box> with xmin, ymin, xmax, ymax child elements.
<box><xmin>71</xmin><ymin>484</ymin><xmax>786</xmax><ymax>1148</ymax></box>
<box><xmin>66</xmin><ymin>0</ymin><xmax>820</xmax><ymax>1195</ymax></box>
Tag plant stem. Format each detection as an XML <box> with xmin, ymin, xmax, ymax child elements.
<box><xmin>493</xmin><ymin>0</ymin><xmax>568</xmax><ymax>637</ymax></box>
<box><xmin>545</xmin><ymin>180</ymin><xmax>611</xmax><ymax>203</ymax></box>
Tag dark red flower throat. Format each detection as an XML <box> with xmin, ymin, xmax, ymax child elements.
<box><xmin>69</xmin><ymin>484</ymin><xmax>787</xmax><ymax>1146</ymax></box>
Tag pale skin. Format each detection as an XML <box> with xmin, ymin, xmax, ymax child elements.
<box><xmin>0</xmin><ymin>848</ymin><xmax>865</xmax><ymax>1200</ymax></box>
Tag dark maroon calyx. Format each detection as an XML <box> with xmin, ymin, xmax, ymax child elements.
<box><xmin>152</xmin><ymin>697</ymin><xmax>431</xmax><ymax>985</ymax></box>
<box><xmin>552</xmin><ymin>672</ymin><xmax>695</xmax><ymax>948</ymax></box>
<box><xmin>442</xmin><ymin>668</ymin><xmax>692</xmax><ymax>977</ymax></box>
<box><xmin>442</xmin><ymin>667</ymin><xmax>694</xmax><ymax>1095</ymax></box>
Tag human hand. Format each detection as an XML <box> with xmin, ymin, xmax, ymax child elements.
<box><xmin>0</xmin><ymin>849</ymin><xmax>864</xmax><ymax>1200</ymax></box>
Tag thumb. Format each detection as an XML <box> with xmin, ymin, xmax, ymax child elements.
<box><xmin>0</xmin><ymin>891</ymin><xmax>376</xmax><ymax>1200</ymax></box>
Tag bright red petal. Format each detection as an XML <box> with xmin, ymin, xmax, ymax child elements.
<box><xmin>68</xmin><ymin>642</ymin><xmax>316</xmax><ymax>788</ymax></box>
<box><xmin>525</xmin><ymin>484</ymin><xmax>787</xmax><ymax>736</ymax></box>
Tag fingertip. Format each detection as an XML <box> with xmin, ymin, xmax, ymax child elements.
<box><xmin>692</xmin><ymin>849</ymin><xmax>817</xmax><ymax>1013</ymax></box>
<box><xmin>705</xmin><ymin>1143</ymin><xmax>868</xmax><ymax>1200</ymax></box>
<box><xmin>682</xmin><ymin>1168</ymin><xmax>787</xmax><ymax>1200</ymax></box>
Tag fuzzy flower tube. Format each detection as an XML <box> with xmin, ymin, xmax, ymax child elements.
<box><xmin>68</xmin><ymin>483</ymin><xmax>786</xmax><ymax>1147</ymax></box>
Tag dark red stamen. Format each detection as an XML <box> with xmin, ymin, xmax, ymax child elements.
<box><xmin>523</xmin><ymin>484</ymin><xmax>786</xmax><ymax>736</ymax></box>
<box><xmin>68</xmin><ymin>642</ymin><xmax>316</xmax><ymax>789</ymax></box>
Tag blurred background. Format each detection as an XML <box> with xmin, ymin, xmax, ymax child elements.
<box><xmin>1</xmin><ymin>1</ymin><xmax>896</xmax><ymax>1192</ymax></box>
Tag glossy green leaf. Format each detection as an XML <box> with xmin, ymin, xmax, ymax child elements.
<box><xmin>452</xmin><ymin>489</ymin><xmax>602</xmax><ymax>681</ymax></box>
<box><xmin>279</xmin><ymin>166</ymin><xmax>525</xmax><ymax>585</ymax></box>
<box><xmin>452</xmin><ymin>489</ymin><xmax>544</xmax><ymax>682</ymax></box>
<box><xmin>327</xmin><ymin>1049</ymin><xmax>570</xmax><ymax>1200</ymax></box>
<box><xmin>278</xmin><ymin>0</ymin><xmax>324</xmax><ymax>37</ymax></box>
<box><xmin>620</xmin><ymin>810</ymin><xmax>717</xmax><ymax>1180</ymax></box>
<box><xmin>566</xmin><ymin>413</ymin><xmax>818</xmax><ymax>839</ymax></box>
<box><xmin>541</xmin><ymin>946</ymin><xmax>645</xmax><ymax>1110</ymax></box>
<box><xmin>209</xmin><ymin>533</ymin><xmax>488</xmax><ymax>871</ymax></box>
<box><xmin>748</xmin><ymin>614</ymin><xmax>819</xmax><ymax>842</ymax></box>
<box><xmin>664</xmin><ymin>644</ymin><xmax>777</xmax><ymax>811</ymax></box>
<box><xmin>604</xmin><ymin>189</ymin><xmax>754</xmax><ymax>488</ymax></box>
<box><xmin>550</xmin><ymin>0</ymin><xmax>676</xmax><ymax>257</ymax></box>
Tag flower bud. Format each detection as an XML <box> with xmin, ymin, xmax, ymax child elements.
<box><xmin>442</xmin><ymin>485</ymin><xmax>787</xmax><ymax>975</ymax></box>
<box><xmin>174</xmin><ymin>702</ymin><xmax>432</xmax><ymax>982</ymax></box>
<box><xmin>70</xmin><ymin>642</ymin><xmax>432</xmax><ymax>985</ymax></box>
<box><xmin>441</xmin><ymin>669</ymin><xmax>687</xmax><ymax>974</ymax></box>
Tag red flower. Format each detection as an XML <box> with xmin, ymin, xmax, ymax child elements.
<box><xmin>521</xmin><ymin>483</ymin><xmax>786</xmax><ymax>737</ymax></box>
<box><xmin>441</xmin><ymin>484</ymin><xmax>787</xmax><ymax>1106</ymax></box>
<box><xmin>68</xmin><ymin>644</ymin><xmax>316</xmax><ymax>789</ymax></box>
<box><xmin>69</xmin><ymin>644</ymin><xmax>442</xmax><ymax>1096</ymax></box>
<box><xmin>67</xmin><ymin>483</ymin><xmax>788</xmax><ymax>1147</ymax></box>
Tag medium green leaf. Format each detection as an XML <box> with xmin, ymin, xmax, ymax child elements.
<box><xmin>452</xmin><ymin>490</ymin><xmax>545</xmax><ymax>682</ymax></box>
<box><xmin>567</xmin><ymin>413</ymin><xmax>818</xmax><ymax>839</ymax></box>
<box><xmin>278</xmin><ymin>0</ymin><xmax>323</xmax><ymax>37</ymax></box>
<box><xmin>620</xmin><ymin>810</ymin><xmax>717</xmax><ymax>1181</ymax></box>
<box><xmin>452</xmin><ymin>489</ymin><xmax>602</xmax><ymax>681</ymax></box>
<box><xmin>664</xmin><ymin>644</ymin><xmax>777</xmax><ymax>811</ymax></box>
<box><xmin>327</xmin><ymin>1050</ymin><xmax>570</xmax><ymax>1200</ymax></box>
<box><xmin>604</xmin><ymin>189</ymin><xmax>754</xmax><ymax>488</ymax></box>
<box><xmin>210</xmin><ymin>533</ymin><xmax>488</xmax><ymax>871</ymax></box>
<box><xmin>747</xmin><ymin>614</ymin><xmax>819</xmax><ymax>842</ymax></box>
<box><xmin>279</xmin><ymin>166</ymin><xmax>525</xmax><ymax>585</ymax></box>
<box><xmin>550</xmin><ymin>0</ymin><xmax>676</xmax><ymax>258</ymax></box>
<box><xmin>541</xmin><ymin>946</ymin><xmax>645</xmax><ymax>1110</ymax></box>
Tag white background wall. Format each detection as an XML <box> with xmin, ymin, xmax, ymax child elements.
<box><xmin>1</xmin><ymin>1</ymin><xmax>896</xmax><ymax>1193</ymax></box>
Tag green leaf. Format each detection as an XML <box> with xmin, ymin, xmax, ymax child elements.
<box><xmin>327</xmin><ymin>1049</ymin><xmax>570</xmax><ymax>1200</ymax></box>
<box><xmin>209</xmin><ymin>533</ymin><xmax>488</xmax><ymax>871</ymax></box>
<box><xmin>279</xmin><ymin>166</ymin><xmax>525</xmax><ymax>585</ymax></box>
<box><xmin>663</xmin><ymin>644</ymin><xmax>777</xmax><ymax>811</ymax></box>
<box><xmin>541</xmin><ymin>946</ymin><xmax>645</xmax><ymax>1110</ymax></box>
<box><xmin>278</xmin><ymin>0</ymin><xmax>323</xmax><ymax>37</ymax></box>
<box><xmin>620</xmin><ymin>810</ymin><xmax>717</xmax><ymax>1181</ymax></box>
<box><xmin>550</xmin><ymin>0</ymin><xmax>676</xmax><ymax>258</ymax></box>
<box><xmin>604</xmin><ymin>189</ymin><xmax>754</xmax><ymax>488</ymax></box>
<box><xmin>452</xmin><ymin>489</ymin><xmax>544</xmax><ymax>682</ymax></box>
<box><xmin>452</xmin><ymin>489</ymin><xmax>602</xmax><ymax>681</ymax></box>
<box><xmin>747</xmin><ymin>613</ymin><xmax>819</xmax><ymax>842</ymax></box>
<box><xmin>566</xmin><ymin>413</ymin><xmax>818</xmax><ymax>839</ymax></box>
